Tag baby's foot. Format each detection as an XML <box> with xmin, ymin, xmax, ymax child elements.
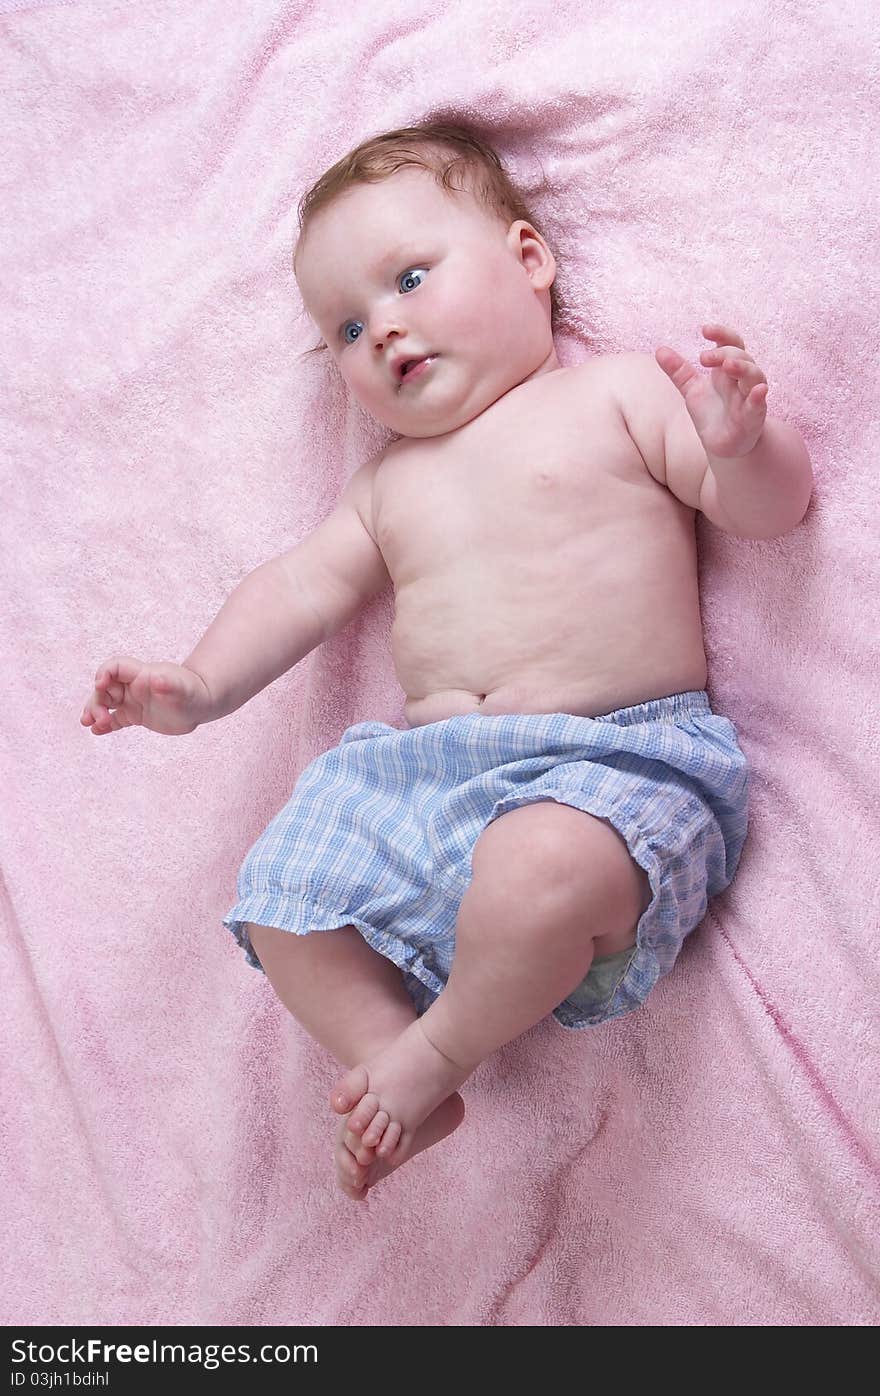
<box><xmin>334</xmin><ymin>1091</ymin><xmax>466</xmax><ymax>1201</ymax></box>
<box><xmin>329</xmin><ymin>1018</ymin><xmax>473</xmax><ymax>1196</ymax></box>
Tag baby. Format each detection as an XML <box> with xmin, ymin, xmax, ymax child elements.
<box><xmin>81</xmin><ymin>123</ymin><xmax>813</xmax><ymax>1202</ymax></box>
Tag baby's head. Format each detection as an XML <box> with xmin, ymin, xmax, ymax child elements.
<box><xmin>292</xmin><ymin>120</ymin><xmax>560</xmax><ymax>439</ymax></box>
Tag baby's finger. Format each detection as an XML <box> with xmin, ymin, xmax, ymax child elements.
<box><xmin>85</xmin><ymin>687</ymin><xmax>110</xmax><ymax>719</ymax></box>
<box><xmin>95</xmin><ymin>656</ymin><xmax>142</xmax><ymax>691</ymax></box>
<box><xmin>83</xmin><ymin>682</ymin><xmax>119</xmax><ymax>720</ymax></box>
<box><xmin>701</xmin><ymin>349</ymin><xmax>755</xmax><ymax>369</ymax></box>
<box><xmin>81</xmin><ymin>706</ymin><xmax>104</xmax><ymax>731</ymax></box>
<box><xmin>702</xmin><ymin>324</ymin><xmax>746</xmax><ymax>350</ymax></box>
<box><xmin>86</xmin><ymin>704</ymin><xmax>123</xmax><ymax>735</ymax></box>
<box><xmin>90</xmin><ymin>687</ymin><xmax>119</xmax><ymax>714</ymax></box>
<box><xmin>88</xmin><ymin>717</ymin><xmax>117</xmax><ymax>736</ymax></box>
<box><xmin>706</xmin><ymin>353</ymin><xmax>765</xmax><ymax>391</ymax></box>
<box><xmin>723</xmin><ymin>358</ymin><xmax>767</xmax><ymax>393</ymax></box>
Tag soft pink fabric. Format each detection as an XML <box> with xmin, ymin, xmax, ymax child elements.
<box><xmin>2</xmin><ymin>0</ymin><xmax>877</xmax><ymax>1326</ymax></box>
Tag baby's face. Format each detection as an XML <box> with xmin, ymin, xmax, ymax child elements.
<box><xmin>294</xmin><ymin>167</ymin><xmax>558</xmax><ymax>438</ymax></box>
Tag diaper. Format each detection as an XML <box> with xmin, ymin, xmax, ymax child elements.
<box><xmin>223</xmin><ymin>689</ymin><xmax>749</xmax><ymax>1029</ymax></box>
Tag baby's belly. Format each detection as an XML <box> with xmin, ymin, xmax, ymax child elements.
<box><xmin>395</xmin><ymin>545</ymin><xmax>708</xmax><ymax>729</ymax></box>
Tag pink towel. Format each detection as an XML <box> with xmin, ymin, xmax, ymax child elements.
<box><xmin>2</xmin><ymin>0</ymin><xmax>877</xmax><ymax>1325</ymax></box>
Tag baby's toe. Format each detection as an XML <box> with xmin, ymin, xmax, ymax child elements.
<box><xmin>344</xmin><ymin>1128</ymin><xmax>377</xmax><ymax>1167</ymax></box>
<box><xmin>335</xmin><ymin>1140</ymin><xmax>370</xmax><ymax>1199</ymax></box>
<box><xmin>376</xmin><ymin>1120</ymin><xmax>404</xmax><ymax>1160</ymax></box>
<box><xmin>345</xmin><ymin>1092</ymin><xmax>382</xmax><ymax>1138</ymax></box>
<box><xmin>339</xmin><ymin>1170</ymin><xmax>369</xmax><ymax>1202</ymax></box>
<box><xmin>360</xmin><ymin>1109</ymin><xmax>391</xmax><ymax>1149</ymax></box>
<box><xmin>330</xmin><ymin>1063</ymin><xmax>369</xmax><ymax>1115</ymax></box>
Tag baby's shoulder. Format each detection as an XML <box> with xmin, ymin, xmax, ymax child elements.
<box><xmin>567</xmin><ymin>351</ymin><xmax>671</xmax><ymax>428</ymax></box>
<box><xmin>555</xmin><ymin>352</ymin><xmax>642</xmax><ymax>422</ymax></box>
<box><xmin>568</xmin><ymin>350</ymin><xmax>655</xmax><ymax>392</ymax></box>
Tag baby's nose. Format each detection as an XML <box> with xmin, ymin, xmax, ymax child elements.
<box><xmin>372</xmin><ymin>317</ymin><xmax>403</xmax><ymax>349</ymax></box>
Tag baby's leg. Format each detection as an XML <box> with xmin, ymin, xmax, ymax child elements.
<box><xmin>334</xmin><ymin>802</ymin><xmax>647</xmax><ymax>1168</ymax></box>
<box><xmin>246</xmin><ymin>922</ymin><xmax>415</xmax><ymax>1067</ymax></box>
<box><xmin>246</xmin><ymin>923</ymin><xmax>464</xmax><ymax>1198</ymax></box>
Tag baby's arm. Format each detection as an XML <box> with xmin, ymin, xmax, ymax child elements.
<box><xmin>81</xmin><ymin>456</ymin><xmax>389</xmax><ymax>736</ymax></box>
<box><xmin>181</xmin><ymin>555</ymin><xmax>327</xmax><ymax>723</ymax></box>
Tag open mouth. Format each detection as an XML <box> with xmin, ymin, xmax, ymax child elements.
<box><xmin>399</xmin><ymin>354</ymin><xmax>437</xmax><ymax>384</ymax></box>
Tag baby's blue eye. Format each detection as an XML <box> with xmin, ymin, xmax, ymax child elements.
<box><xmin>340</xmin><ymin>266</ymin><xmax>428</xmax><ymax>344</ymax></box>
<box><xmin>398</xmin><ymin>267</ymin><xmax>427</xmax><ymax>293</ymax></box>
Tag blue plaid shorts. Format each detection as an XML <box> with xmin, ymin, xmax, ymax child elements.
<box><xmin>223</xmin><ymin>690</ymin><xmax>749</xmax><ymax>1029</ymax></box>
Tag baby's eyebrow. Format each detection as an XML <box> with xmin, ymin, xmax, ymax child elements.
<box><xmin>369</xmin><ymin>243</ymin><xmax>421</xmax><ymax>275</ymax></box>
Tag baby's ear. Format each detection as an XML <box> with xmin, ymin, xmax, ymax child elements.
<box><xmin>510</xmin><ymin>221</ymin><xmax>555</xmax><ymax>289</ymax></box>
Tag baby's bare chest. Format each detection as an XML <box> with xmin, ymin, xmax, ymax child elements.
<box><xmin>374</xmin><ymin>376</ymin><xmax>671</xmax><ymax>583</ymax></box>
<box><xmin>370</xmin><ymin>368</ymin><xmax>705</xmax><ymax>721</ymax></box>
<box><xmin>368</xmin><ymin>365</ymin><xmax>706</xmax><ymax>725</ymax></box>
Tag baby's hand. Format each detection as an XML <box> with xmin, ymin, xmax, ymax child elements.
<box><xmin>655</xmin><ymin>323</ymin><xmax>770</xmax><ymax>459</ymax></box>
<box><xmin>80</xmin><ymin>657</ymin><xmax>213</xmax><ymax>736</ymax></box>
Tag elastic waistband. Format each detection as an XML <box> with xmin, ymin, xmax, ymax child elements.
<box><xmin>594</xmin><ymin>689</ymin><xmax>713</xmax><ymax>727</ymax></box>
